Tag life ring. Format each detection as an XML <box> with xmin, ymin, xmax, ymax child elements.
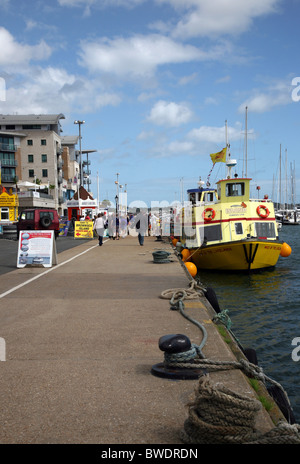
<box><xmin>256</xmin><ymin>205</ymin><xmax>270</xmax><ymax>218</ymax></box>
<box><xmin>203</xmin><ymin>208</ymin><xmax>216</xmax><ymax>222</ymax></box>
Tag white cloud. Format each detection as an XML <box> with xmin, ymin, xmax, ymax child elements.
<box><xmin>155</xmin><ymin>0</ymin><xmax>281</xmax><ymax>39</ymax></box>
<box><xmin>79</xmin><ymin>34</ymin><xmax>236</xmax><ymax>78</ymax></box>
<box><xmin>188</xmin><ymin>123</ymin><xmax>243</xmax><ymax>143</ymax></box>
<box><xmin>57</xmin><ymin>0</ymin><xmax>145</xmax><ymax>8</ymax></box>
<box><xmin>147</xmin><ymin>100</ymin><xmax>193</xmax><ymax>127</ymax></box>
<box><xmin>167</xmin><ymin>140</ymin><xmax>194</xmax><ymax>153</ymax></box>
<box><xmin>2</xmin><ymin>66</ymin><xmax>121</xmax><ymax>115</ymax></box>
<box><xmin>79</xmin><ymin>34</ymin><xmax>205</xmax><ymax>78</ymax></box>
<box><xmin>178</xmin><ymin>72</ymin><xmax>198</xmax><ymax>86</ymax></box>
<box><xmin>238</xmin><ymin>79</ymin><xmax>292</xmax><ymax>113</ymax></box>
<box><xmin>0</xmin><ymin>27</ymin><xmax>51</xmax><ymax>68</ymax></box>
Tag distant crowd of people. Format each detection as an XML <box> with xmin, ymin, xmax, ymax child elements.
<box><xmin>90</xmin><ymin>209</ymin><xmax>162</xmax><ymax>246</ymax></box>
<box><xmin>70</xmin><ymin>209</ymin><xmax>166</xmax><ymax>246</ymax></box>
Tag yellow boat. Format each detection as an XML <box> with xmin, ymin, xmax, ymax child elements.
<box><xmin>180</xmin><ymin>155</ymin><xmax>290</xmax><ymax>272</ymax></box>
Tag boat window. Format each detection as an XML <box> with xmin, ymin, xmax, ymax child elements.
<box><xmin>203</xmin><ymin>192</ymin><xmax>215</xmax><ymax>202</ymax></box>
<box><xmin>235</xmin><ymin>223</ymin><xmax>243</xmax><ymax>235</ymax></box>
<box><xmin>255</xmin><ymin>222</ymin><xmax>276</xmax><ymax>238</ymax></box>
<box><xmin>226</xmin><ymin>182</ymin><xmax>245</xmax><ymax>197</ymax></box>
<box><xmin>199</xmin><ymin>224</ymin><xmax>222</xmax><ymax>243</ymax></box>
<box><xmin>190</xmin><ymin>193</ymin><xmax>196</xmax><ymax>204</ymax></box>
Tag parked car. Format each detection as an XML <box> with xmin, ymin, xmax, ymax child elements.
<box><xmin>17</xmin><ymin>209</ymin><xmax>60</xmax><ymax>238</ymax></box>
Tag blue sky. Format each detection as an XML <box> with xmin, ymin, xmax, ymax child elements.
<box><xmin>0</xmin><ymin>0</ymin><xmax>300</xmax><ymax>207</ymax></box>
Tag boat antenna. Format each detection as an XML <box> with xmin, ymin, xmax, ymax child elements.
<box><xmin>225</xmin><ymin>119</ymin><xmax>236</xmax><ymax>178</ymax></box>
<box><xmin>243</xmin><ymin>106</ymin><xmax>248</xmax><ymax>177</ymax></box>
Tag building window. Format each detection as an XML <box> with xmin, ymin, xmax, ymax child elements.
<box><xmin>41</xmin><ymin>154</ymin><xmax>47</xmax><ymax>163</ymax></box>
<box><xmin>41</xmin><ymin>139</ymin><xmax>47</xmax><ymax>146</ymax></box>
<box><xmin>28</xmin><ymin>154</ymin><xmax>34</xmax><ymax>163</ymax></box>
<box><xmin>29</xmin><ymin>169</ymin><xmax>34</xmax><ymax>178</ymax></box>
<box><xmin>0</xmin><ymin>152</ymin><xmax>15</xmax><ymax>165</ymax></box>
<box><xmin>0</xmin><ymin>207</ymin><xmax>9</xmax><ymax>221</ymax></box>
<box><xmin>27</xmin><ymin>140</ymin><xmax>33</xmax><ymax>146</ymax></box>
<box><xmin>5</xmin><ymin>125</ymin><xmax>15</xmax><ymax>130</ymax></box>
<box><xmin>42</xmin><ymin>169</ymin><xmax>48</xmax><ymax>177</ymax></box>
<box><xmin>22</xmin><ymin>125</ymin><xmax>41</xmax><ymax>129</ymax></box>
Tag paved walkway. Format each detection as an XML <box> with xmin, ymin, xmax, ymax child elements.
<box><xmin>0</xmin><ymin>235</ymin><xmax>274</xmax><ymax>444</ymax></box>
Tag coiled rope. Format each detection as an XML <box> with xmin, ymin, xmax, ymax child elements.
<box><xmin>152</xmin><ymin>250</ymin><xmax>172</xmax><ymax>263</ymax></box>
<box><xmin>161</xmin><ymin>284</ymin><xmax>300</xmax><ymax>444</ymax></box>
<box><xmin>161</xmin><ymin>281</ymin><xmax>207</xmax><ymax>359</ymax></box>
<box><xmin>180</xmin><ymin>375</ymin><xmax>300</xmax><ymax>444</ymax></box>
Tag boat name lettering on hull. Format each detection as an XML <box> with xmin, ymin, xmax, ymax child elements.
<box><xmin>199</xmin><ymin>247</ymin><xmax>232</xmax><ymax>255</ymax></box>
<box><xmin>264</xmin><ymin>245</ymin><xmax>282</xmax><ymax>250</ymax></box>
<box><xmin>225</xmin><ymin>207</ymin><xmax>245</xmax><ymax>215</ymax></box>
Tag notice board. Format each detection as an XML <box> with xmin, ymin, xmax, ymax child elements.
<box><xmin>17</xmin><ymin>230</ymin><xmax>57</xmax><ymax>268</ymax></box>
<box><xmin>74</xmin><ymin>221</ymin><xmax>94</xmax><ymax>239</ymax></box>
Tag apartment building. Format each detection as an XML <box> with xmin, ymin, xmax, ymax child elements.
<box><xmin>0</xmin><ymin>114</ymin><xmax>81</xmax><ymax>216</ymax></box>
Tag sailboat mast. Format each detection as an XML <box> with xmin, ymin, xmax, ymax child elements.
<box><xmin>245</xmin><ymin>106</ymin><xmax>248</xmax><ymax>178</ymax></box>
<box><xmin>279</xmin><ymin>144</ymin><xmax>282</xmax><ymax>208</ymax></box>
<box><xmin>285</xmin><ymin>149</ymin><xmax>288</xmax><ymax>209</ymax></box>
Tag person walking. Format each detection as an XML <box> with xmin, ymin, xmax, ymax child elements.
<box><xmin>135</xmin><ymin>208</ymin><xmax>148</xmax><ymax>246</ymax></box>
<box><xmin>93</xmin><ymin>212</ymin><xmax>105</xmax><ymax>246</ymax></box>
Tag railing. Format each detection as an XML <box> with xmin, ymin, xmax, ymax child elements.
<box><xmin>1</xmin><ymin>173</ymin><xmax>17</xmax><ymax>182</ymax></box>
<box><xmin>0</xmin><ymin>143</ymin><xmax>18</xmax><ymax>152</ymax></box>
<box><xmin>18</xmin><ymin>191</ymin><xmax>53</xmax><ymax>199</ymax></box>
<box><xmin>0</xmin><ymin>159</ymin><xmax>18</xmax><ymax>167</ymax></box>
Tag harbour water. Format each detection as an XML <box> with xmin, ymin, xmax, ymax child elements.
<box><xmin>197</xmin><ymin>226</ymin><xmax>300</xmax><ymax>423</ymax></box>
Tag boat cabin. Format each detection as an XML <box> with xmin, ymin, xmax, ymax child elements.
<box><xmin>216</xmin><ymin>177</ymin><xmax>251</xmax><ymax>203</ymax></box>
<box><xmin>187</xmin><ymin>187</ymin><xmax>218</xmax><ymax>205</ymax></box>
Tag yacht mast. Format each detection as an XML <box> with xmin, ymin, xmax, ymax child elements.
<box><xmin>245</xmin><ymin>106</ymin><xmax>248</xmax><ymax>177</ymax></box>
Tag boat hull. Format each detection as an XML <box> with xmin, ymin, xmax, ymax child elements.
<box><xmin>189</xmin><ymin>239</ymin><xmax>283</xmax><ymax>271</ymax></box>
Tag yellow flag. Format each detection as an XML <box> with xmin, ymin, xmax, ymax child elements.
<box><xmin>210</xmin><ymin>147</ymin><xmax>227</xmax><ymax>164</ymax></box>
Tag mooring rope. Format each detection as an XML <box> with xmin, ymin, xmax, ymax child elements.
<box><xmin>180</xmin><ymin>375</ymin><xmax>300</xmax><ymax>444</ymax></box>
<box><xmin>152</xmin><ymin>250</ymin><xmax>172</xmax><ymax>263</ymax></box>
<box><xmin>161</xmin><ymin>281</ymin><xmax>207</xmax><ymax>358</ymax></box>
<box><xmin>161</xmin><ymin>285</ymin><xmax>300</xmax><ymax>444</ymax></box>
<box><xmin>160</xmin><ymin>280</ymin><xmax>205</xmax><ymax>300</ymax></box>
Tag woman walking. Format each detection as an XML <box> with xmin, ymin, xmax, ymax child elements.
<box><xmin>94</xmin><ymin>213</ymin><xmax>106</xmax><ymax>246</ymax></box>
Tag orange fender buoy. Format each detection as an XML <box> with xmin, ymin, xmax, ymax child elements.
<box><xmin>185</xmin><ymin>261</ymin><xmax>197</xmax><ymax>277</ymax></box>
<box><xmin>181</xmin><ymin>248</ymin><xmax>191</xmax><ymax>262</ymax></box>
<box><xmin>280</xmin><ymin>242</ymin><xmax>292</xmax><ymax>257</ymax></box>
<box><xmin>172</xmin><ymin>238</ymin><xmax>178</xmax><ymax>246</ymax></box>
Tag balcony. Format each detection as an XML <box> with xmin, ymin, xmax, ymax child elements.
<box><xmin>0</xmin><ymin>143</ymin><xmax>18</xmax><ymax>152</ymax></box>
<box><xmin>0</xmin><ymin>159</ymin><xmax>18</xmax><ymax>167</ymax></box>
<box><xmin>1</xmin><ymin>173</ymin><xmax>17</xmax><ymax>182</ymax></box>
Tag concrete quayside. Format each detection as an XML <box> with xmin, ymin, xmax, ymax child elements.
<box><xmin>0</xmin><ymin>234</ymin><xmax>298</xmax><ymax>444</ymax></box>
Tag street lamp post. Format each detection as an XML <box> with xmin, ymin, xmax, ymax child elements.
<box><xmin>74</xmin><ymin>120</ymin><xmax>85</xmax><ymax>189</ymax></box>
<box><xmin>115</xmin><ymin>194</ymin><xmax>119</xmax><ymax>238</ymax></box>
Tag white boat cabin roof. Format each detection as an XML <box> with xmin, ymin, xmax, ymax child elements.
<box><xmin>187</xmin><ymin>177</ymin><xmax>253</xmax><ymax>204</ymax></box>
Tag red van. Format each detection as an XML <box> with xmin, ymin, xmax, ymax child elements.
<box><xmin>17</xmin><ymin>209</ymin><xmax>60</xmax><ymax>238</ymax></box>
